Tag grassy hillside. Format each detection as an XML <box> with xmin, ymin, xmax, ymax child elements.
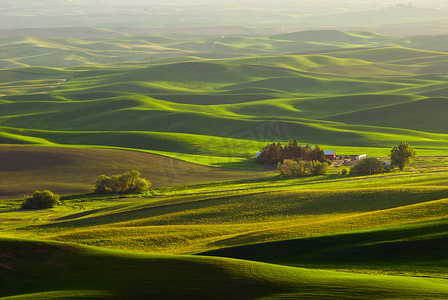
<box><xmin>2</xmin><ymin>154</ymin><xmax>448</xmax><ymax>298</ymax></box>
<box><xmin>3</xmin><ymin>238</ymin><xmax>448</xmax><ymax>299</ymax></box>
<box><xmin>1</xmin><ymin>31</ymin><xmax>448</xmax><ymax>220</ymax></box>
<box><xmin>1</xmin><ymin>63</ymin><xmax>448</xmax><ymax>155</ymax></box>
<box><xmin>326</xmin><ymin>97</ymin><xmax>448</xmax><ymax>133</ymax></box>
<box><xmin>3</xmin><ymin>182</ymin><xmax>448</xmax><ymax>254</ymax></box>
<box><xmin>200</xmin><ymin>219</ymin><xmax>448</xmax><ymax>275</ymax></box>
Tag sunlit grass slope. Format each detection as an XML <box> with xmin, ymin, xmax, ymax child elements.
<box><xmin>4</xmin><ymin>186</ymin><xmax>447</xmax><ymax>254</ymax></box>
<box><xmin>2</xmin><ymin>238</ymin><xmax>448</xmax><ymax>299</ymax></box>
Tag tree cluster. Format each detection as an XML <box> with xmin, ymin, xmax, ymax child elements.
<box><xmin>278</xmin><ymin>159</ymin><xmax>329</xmax><ymax>176</ymax></box>
<box><xmin>256</xmin><ymin>139</ymin><xmax>325</xmax><ymax>164</ymax></box>
<box><xmin>21</xmin><ymin>190</ymin><xmax>61</xmax><ymax>209</ymax></box>
<box><xmin>95</xmin><ymin>170</ymin><xmax>151</xmax><ymax>194</ymax></box>
<box><xmin>350</xmin><ymin>157</ymin><xmax>390</xmax><ymax>175</ymax></box>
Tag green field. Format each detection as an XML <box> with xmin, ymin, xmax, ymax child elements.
<box><xmin>3</xmin><ymin>20</ymin><xmax>448</xmax><ymax>299</ymax></box>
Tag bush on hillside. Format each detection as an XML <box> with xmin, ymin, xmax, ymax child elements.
<box><xmin>94</xmin><ymin>170</ymin><xmax>151</xmax><ymax>194</ymax></box>
<box><xmin>21</xmin><ymin>190</ymin><xmax>61</xmax><ymax>209</ymax></box>
<box><xmin>278</xmin><ymin>159</ymin><xmax>328</xmax><ymax>176</ymax></box>
<box><xmin>350</xmin><ymin>157</ymin><xmax>390</xmax><ymax>175</ymax></box>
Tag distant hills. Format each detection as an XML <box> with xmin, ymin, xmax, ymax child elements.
<box><xmin>1</xmin><ymin>31</ymin><xmax>448</xmax><ymax>69</ymax></box>
<box><xmin>1</xmin><ymin>29</ymin><xmax>448</xmax><ymax>164</ymax></box>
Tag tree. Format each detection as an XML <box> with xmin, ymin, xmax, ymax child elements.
<box><xmin>134</xmin><ymin>178</ymin><xmax>152</xmax><ymax>192</ymax></box>
<box><xmin>350</xmin><ymin>157</ymin><xmax>389</xmax><ymax>175</ymax></box>
<box><xmin>310</xmin><ymin>145</ymin><xmax>325</xmax><ymax>162</ymax></box>
<box><xmin>21</xmin><ymin>190</ymin><xmax>61</xmax><ymax>209</ymax></box>
<box><xmin>283</xmin><ymin>139</ymin><xmax>301</xmax><ymax>159</ymax></box>
<box><xmin>310</xmin><ymin>160</ymin><xmax>329</xmax><ymax>175</ymax></box>
<box><xmin>94</xmin><ymin>170</ymin><xmax>151</xmax><ymax>194</ymax></box>
<box><xmin>95</xmin><ymin>175</ymin><xmax>109</xmax><ymax>193</ymax></box>
<box><xmin>390</xmin><ymin>142</ymin><xmax>416</xmax><ymax>171</ymax></box>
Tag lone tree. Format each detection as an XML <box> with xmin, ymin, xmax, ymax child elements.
<box><xmin>21</xmin><ymin>190</ymin><xmax>61</xmax><ymax>209</ymax></box>
<box><xmin>390</xmin><ymin>142</ymin><xmax>416</xmax><ymax>171</ymax></box>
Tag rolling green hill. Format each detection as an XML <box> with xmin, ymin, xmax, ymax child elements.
<box><xmin>3</xmin><ymin>238</ymin><xmax>448</xmax><ymax>299</ymax></box>
<box><xmin>325</xmin><ymin>97</ymin><xmax>448</xmax><ymax>133</ymax></box>
<box><xmin>200</xmin><ymin>219</ymin><xmax>448</xmax><ymax>275</ymax></box>
<box><xmin>1</xmin><ymin>38</ymin><xmax>448</xmax><ymax>160</ymax></box>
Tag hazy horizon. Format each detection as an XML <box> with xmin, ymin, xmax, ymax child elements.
<box><xmin>1</xmin><ymin>0</ymin><xmax>448</xmax><ymax>36</ymax></box>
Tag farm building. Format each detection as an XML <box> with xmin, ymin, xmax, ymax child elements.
<box><xmin>355</xmin><ymin>154</ymin><xmax>367</xmax><ymax>160</ymax></box>
<box><xmin>324</xmin><ymin>150</ymin><xmax>336</xmax><ymax>160</ymax></box>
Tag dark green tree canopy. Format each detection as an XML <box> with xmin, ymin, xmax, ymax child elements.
<box><xmin>257</xmin><ymin>139</ymin><xmax>325</xmax><ymax>164</ymax></box>
<box><xmin>390</xmin><ymin>142</ymin><xmax>416</xmax><ymax>171</ymax></box>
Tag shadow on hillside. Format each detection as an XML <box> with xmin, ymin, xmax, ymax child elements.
<box><xmin>31</xmin><ymin>195</ymin><xmax>231</xmax><ymax>229</ymax></box>
<box><xmin>211</xmin><ymin>159</ymin><xmax>266</xmax><ymax>170</ymax></box>
<box><xmin>201</xmin><ymin>220</ymin><xmax>448</xmax><ymax>272</ymax></box>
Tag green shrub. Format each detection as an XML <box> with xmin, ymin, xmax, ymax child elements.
<box><xmin>21</xmin><ymin>190</ymin><xmax>61</xmax><ymax>209</ymax></box>
<box><xmin>350</xmin><ymin>157</ymin><xmax>387</xmax><ymax>175</ymax></box>
<box><xmin>94</xmin><ymin>170</ymin><xmax>151</xmax><ymax>194</ymax></box>
<box><xmin>341</xmin><ymin>168</ymin><xmax>349</xmax><ymax>176</ymax></box>
<box><xmin>134</xmin><ymin>178</ymin><xmax>152</xmax><ymax>192</ymax></box>
<box><xmin>278</xmin><ymin>160</ymin><xmax>328</xmax><ymax>176</ymax></box>
<box><xmin>310</xmin><ymin>160</ymin><xmax>329</xmax><ymax>175</ymax></box>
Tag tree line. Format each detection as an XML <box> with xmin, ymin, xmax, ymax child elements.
<box><xmin>256</xmin><ymin>139</ymin><xmax>326</xmax><ymax>164</ymax></box>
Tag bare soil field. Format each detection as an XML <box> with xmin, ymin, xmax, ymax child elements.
<box><xmin>0</xmin><ymin>145</ymin><xmax>270</xmax><ymax>200</ymax></box>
